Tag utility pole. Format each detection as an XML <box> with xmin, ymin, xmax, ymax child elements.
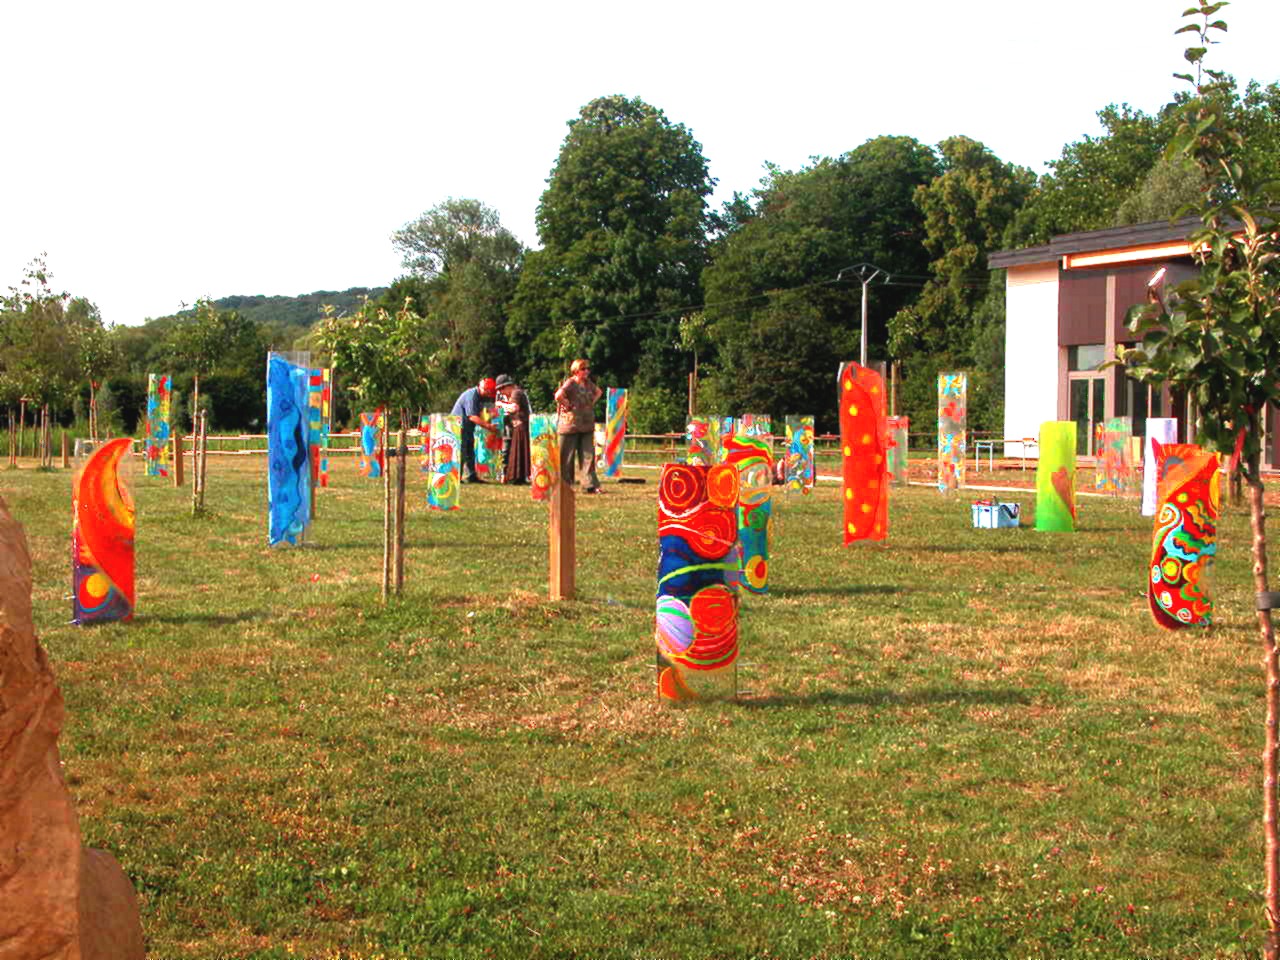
<box><xmin>837</xmin><ymin>263</ymin><xmax>887</xmax><ymax>367</ymax></box>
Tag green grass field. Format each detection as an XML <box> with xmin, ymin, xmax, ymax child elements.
<box><xmin>0</xmin><ymin>455</ymin><xmax>1268</xmax><ymax>959</ymax></box>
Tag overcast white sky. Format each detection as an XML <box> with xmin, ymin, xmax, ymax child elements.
<box><xmin>4</xmin><ymin>0</ymin><xmax>1277</xmax><ymax>327</ymax></box>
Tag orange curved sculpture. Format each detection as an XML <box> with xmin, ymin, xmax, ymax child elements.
<box><xmin>73</xmin><ymin>438</ymin><xmax>135</xmax><ymax>623</ymax></box>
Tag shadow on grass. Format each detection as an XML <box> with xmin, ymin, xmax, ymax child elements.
<box><xmin>739</xmin><ymin>686</ymin><xmax>1032</xmax><ymax>710</ymax></box>
<box><xmin>137</xmin><ymin>610</ymin><xmax>266</xmax><ymax>626</ymax></box>
<box><xmin>769</xmin><ymin>583</ymin><xmax>906</xmax><ymax>598</ymax></box>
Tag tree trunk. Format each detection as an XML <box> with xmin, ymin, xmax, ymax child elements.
<box><xmin>17</xmin><ymin>399</ymin><xmax>25</xmax><ymax>466</ymax></box>
<box><xmin>1246</xmin><ymin>447</ymin><xmax>1280</xmax><ymax>960</ymax></box>
<box><xmin>89</xmin><ymin>381</ymin><xmax>97</xmax><ymax>441</ymax></box>
<box><xmin>192</xmin><ymin>374</ymin><xmax>200</xmax><ymax>436</ymax></box>
<box><xmin>395</xmin><ymin>428</ymin><xmax>407</xmax><ymax>595</ymax></box>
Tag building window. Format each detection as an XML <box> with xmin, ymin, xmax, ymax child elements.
<box><xmin>1067</xmin><ymin>343</ymin><xmax>1107</xmax><ymax>371</ymax></box>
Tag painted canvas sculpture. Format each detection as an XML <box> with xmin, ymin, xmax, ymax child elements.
<box><xmin>1093</xmin><ymin>416</ymin><xmax>1133</xmax><ymax>495</ymax></box>
<box><xmin>1149</xmin><ymin>440</ymin><xmax>1218</xmax><ymax>629</ymax></box>
<box><xmin>718</xmin><ymin>416</ymin><xmax>734</xmax><ymax>462</ymax></box>
<box><xmin>428</xmin><ymin>413</ymin><xmax>462</xmax><ymax>511</ymax></box>
<box><xmin>530</xmin><ymin>413</ymin><xmax>559</xmax><ymax>501</ymax></box>
<box><xmin>474</xmin><ymin>407</ymin><xmax>505</xmax><ymax>481</ymax></box>
<box><xmin>722</xmin><ymin>434</ymin><xmax>773</xmax><ymax>593</ymax></box>
<box><xmin>738</xmin><ymin>414</ymin><xmax>772</xmax><ymax>438</ymax></box>
<box><xmin>1035</xmin><ymin>421</ymin><xmax>1077</xmax><ymax>532</ymax></box>
<box><xmin>784</xmin><ymin>415</ymin><xmax>815</xmax><ymax>493</ymax></box>
<box><xmin>1142</xmin><ymin>418</ymin><xmax>1179</xmax><ymax>516</ymax></box>
<box><xmin>937</xmin><ymin>372</ymin><xmax>967</xmax><ymax>492</ymax></box>
<box><xmin>72</xmin><ymin>437</ymin><xmax>136</xmax><ymax>624</ymax></box>
<box><xmin>418</xmin><ymin>414</ymin><xmax>432</xmax><ymax>474</ymax></box>
<box><xmin>267</xmin><ymin>353</ymin><xmax>312</xmax><ymax>546</ymax></box>
<box><xmin>656</xmin><ymin>463</ymin><xmax>742</xmax><ymax>702</ymax></box>
<box><xmin>307</xmin><ymin>368</ymin><xmax>332</xmax><ymax>489</ymax></box>
<box><xmin>604</xmin><ymin>388</ymin><xmax>628</xmax><ymax>478</ymax></box>
<box><xmin>686</xmin><ymin>417</ymin><xmax>720</xmax><ymax>466</ymax></box>
<box><xmin>839</xmin><ymin>362</ymin><xmax>889</xmax><ymax>543</ymax></box>
<box><xmin>144</xmin><ymin>373</ymin><xmax>172</xmax><ymax>478</ymax></box>
<box><xmin>358</xmin><ymin>410</ymin><xmax>385</xmax><ymax>478</ymax></box>
<box><xmin>887</xmin><ymin>415</ymin><xmax>910</xmax><ymax>485</ymax></box>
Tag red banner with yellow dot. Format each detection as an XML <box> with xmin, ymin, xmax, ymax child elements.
<box><xmin>838</xmin><ymin>362</ymin><xmax>889</xmax><ymax>544</ymax></box>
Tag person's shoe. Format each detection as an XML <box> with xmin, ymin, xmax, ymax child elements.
<box><xmin>465</xmin><ymin>475</ymin><xmax>484</xmax><ymax>484</ymax></box>
<box><xmin>585</xmin><ymin>486</ymin><xmax>603</xmax><ymax>494</ymax></box>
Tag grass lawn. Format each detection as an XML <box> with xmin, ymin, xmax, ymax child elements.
<box><xmin>0</xmin><ymin>454</ymin><xmax>1267</xmax><ymax>959</ymax></box>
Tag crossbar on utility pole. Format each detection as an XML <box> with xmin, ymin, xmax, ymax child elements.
<box><xmin>838</xmin><ymin>263</ymin><xmax>887</xmax><ymax>368</ymax></box>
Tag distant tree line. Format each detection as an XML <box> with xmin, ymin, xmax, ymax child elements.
<box><xmin>5</xmin><ymin>80</ymin><xmax>1278</xmax><ymax>438</ymax></box>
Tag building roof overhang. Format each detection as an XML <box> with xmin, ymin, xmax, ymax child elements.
<box><xmin>988</xmin><ymin>217</ymin><xmax>1204</xmax><ymax>272</ymax></box>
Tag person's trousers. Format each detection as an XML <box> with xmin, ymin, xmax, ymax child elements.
<box><xmin>460</xmin><ymin>423</ymin><xmax>478</xmax><ymax>480</ymax></box>
<box><xmin>558</xmin><ymin>429</ymin><xmax>599</xmax><ymax>489</ymax></box>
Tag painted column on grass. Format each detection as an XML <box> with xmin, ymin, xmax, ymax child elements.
<box><xmin>937</xmin><ymin>373</ymin><xmax>967</xmax><ymax>492</ymax></box>
<box><xmin>1148</xmin><ymin>440</ymin><xmax>1219</xmax><ymax>629</ymax></box>
<box><xmin>656</xmin><ymin>463</ymin><xmax>741</xmax><ymax>702</ymax></box>
<box><xmin>1142</xmin><ymin>418</ymin><xmax>1179</xmax><ymax>516</ymax></box>
<box><xmin>686</xmin><ymin>417</ymin><xmax>718</xmax><ymax>466</ymax></box>
<box><xmin>307</xmin><ymin>368</ymin><xmax>331</xmax><ymax>489</ymax></box>
<box><xmin>267</xmin><ymin>353</ymin><xmax>312</xmax><ymax>546</ymax></box>
<box><xmin>1093</xmin><ymin>416</ymin><xmax>1133</xmax><ymax>495</ymax></box>
<box><xmin>530</xmin><ymin>413</ymin><xmax>559</xmax><ymax>501</ymax></box>
<box><xmin>144</xmin><ymin>374</ymin><xmax>172</xmax><ymax>478</ymax></box>
<box><xmin>839</xmin><ymin>362</ymin><xmax>889</xmax><ymax>543</ymax></box>
<box><xmin>604</xmin><ymin>388</ymin><xmax>627</xmax><ymax>478</ymax></box>
<box><xmin>784</xmin><ymin>415</ymin><xmax>815</xmax><ymax>493</ymax></box>
<box><xmin>722</xmin><ymin>434</ymin><xmax>773</xmax><ymax>593</ymax></box>
<box><xmin>738</xmin><ymin>414</ymin><xmax>772</xmax><ymax>439</ymax></box>
<box><xmin>886</xmin><ymin>415</ymin><xmax>910</xmax><ymax>485</ymax></box>
<box><xmin>475</xmin><ymin>407</ymin><xmax>505</xmax><ymax>481</ymax></box>
<box><xmin>428</xmin><ymin>413</ymin><xmax>461</xmax><ymax>511</ymax></box>
<box><xmin>72</xmin><ymin>437</ymin><xmax>135</xmax><ymax>624</ymax></box>
<box><xmin>1035</xmin><ymin>421</ymin><xmax>1077</xmax><ymax>532</ymax></box>
<box><xmin>358</xmin><ymin>410</ymin><xmax>384</xmax><ymax>478</ymax></box>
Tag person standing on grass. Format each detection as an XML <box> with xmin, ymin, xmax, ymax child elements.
<box><xmin>554</xmin><ymin>358</ymin><xmax>602</xmax><ymax>493</ymax></box>
<box><xmin>451</xmin><ymin>377</ymin><xmax>499</xmax><ymax>483</ymax></box>
<box><xmin>495</xmin><ymin>373</ymin><xmax>531</xmax><ymax>484</ymax></box>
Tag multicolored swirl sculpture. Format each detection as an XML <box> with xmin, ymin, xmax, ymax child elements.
<box><xmin>72</xmin><ymin>437</ymin><xmax>135</xmax><ymax>624</ymax></box>
<box><xmin>737</xmin><ymin>414</ymin><xmax>772</xmax><ymax>438</ymax></box>
<box><xmin>656</xmin><ymin>463</ymin><xmax>742</xmax><ymax>702</ymax></box>
<box><xmin>937</xmin><ymin>372</ymin><xmax>967</xmax><ymax>492</ymax></box>
<box><xmin>428</xmin><ymin>413</ymin><xmax>461</xmax><ymax>511</ymax></box>
<box><xmin>1093</xmin><ymin>416</ymin><xmax>1133</xmax><ymax>494</ymax></box>
<box><xmin>686</xmin><ymin>416</ymin><xmax>719</xmax><ymax>466</ymax></box>
<box><xmin>839</xmin><ymin>362</ymin><xmax>889</xmax><ymax>544</ymax></box>
<box><xmin>145</xmin><ymin>373</ymin><xmax>172</xmax><ymax>478</ymax></box>
<box><xmin>604</xmin><ymin>388</ymin><xmax>627</xmax><ymax>478</ymax></box>
<box><xmin>784</xmin><ymin>415</ymin><xmax>814</xmax><ymax>494</ymax></box>
<box><xmin>1149</xmin><ymin>440</ymin><xmax>1219</xmax><ymax>629</ymax></box>
<box><xmin>474</xmin><ymin>406</ymin><xmax>505</xmax><ymax>481</ymax></box>
<box><xmin>1035</xmin><ymin>421</ymin><xmax>1077</xmax><ymax>532</ymax></box>
<box><xmin>722</xmin><ymin>434</ymin><xmax>773</xmax><ymax>593</ymax></box>
<box><xmin>267</xmin><ymin>353</ymin><xmax>312</xmax><ymax>546</ymax></box>
<box><xmin>530</xmin><ymin>413</ymin><xmax>559</xmax><ymax>501</ymax></box>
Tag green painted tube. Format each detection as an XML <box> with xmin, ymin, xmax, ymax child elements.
<box><xmin>1035</xmin><ymin>421</ymin><xmax>1077</xmax><ymax>532</ymax></box>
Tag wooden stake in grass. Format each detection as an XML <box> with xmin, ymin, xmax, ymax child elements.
<box><xmin>549</xmin><ymin>480</ymin><xmax>575</xmax><ymax>601</ymax></box>
<box><xmin>382</xmin><ymin>437</ymin><xmax>392</xmax><ymax>604</ymax></box>
<box><xmin>60</xmin><ymin>430</ymin><xmax>68</xmax><ymax>469</ymax></box>
<box><xmin>199</xmin><ymin>412</ymin><xmax>209</xmax><ymax>511</ymax></box>
<box><xmin>395</xmin><ymin>427</ymin><xmax>406</xmax><ymax>595</ymax></box>
<box><xmin>173</xmin><ymin>430</ymin><xmax>184</xmax><ymax>488</ymax></box>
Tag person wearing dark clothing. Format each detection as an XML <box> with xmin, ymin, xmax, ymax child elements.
<box><xmin>554</xmin><ymin>358</ymin><xmax>602</xmax><ymax>492</ymax></box>
<box><xmin>450</xmin><ymin>377</ymin><xmax>498</xmax><ymax>482</ymax></box>
<box><xmin>495</xmin><ymin>374</ymin><xmax>532</xmax><ymax>484</ymax></box>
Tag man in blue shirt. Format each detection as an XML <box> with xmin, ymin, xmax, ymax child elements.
<box><xmin>451</xmin><ymin>377</ymin><xmax>498</xmax><ymax>482</ymax></box>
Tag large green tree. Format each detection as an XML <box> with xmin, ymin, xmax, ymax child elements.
<box><xmin>508</xmin><ymin>95</ymin><xmax>713</xmax><ymax>413</ymax></box>
<box><xmin>889</xmin><ymin>136</ymin><xmax>1034</xmax><ymax>432</ymax></box>
<box><xmin>699</xmin><ymin>135</ymin><xmax>940</xmax><ymax>431</ymax></box>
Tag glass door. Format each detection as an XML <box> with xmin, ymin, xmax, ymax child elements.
<box><xmin>1069</xmin><ymin>375</ymin><xmax>1105</xmax><ymax>455</ymax></box>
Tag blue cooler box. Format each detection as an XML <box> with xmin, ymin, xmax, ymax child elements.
<box><xmin>972</xmin><ymin>500</ymin><xmax>1020</xmax><ymax>528</ymax></box>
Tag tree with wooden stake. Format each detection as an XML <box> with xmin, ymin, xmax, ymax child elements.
<box><xmin>1117</xmin><ymin>4</ymin><xmax>1280</xmax><ymax>954</ymax></box>
<box><xmin>317</xmin><ymin>297</ymin><xmax>435</xmax><ymax>602</ymax></box>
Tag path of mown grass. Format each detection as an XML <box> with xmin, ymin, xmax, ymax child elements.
<box><xmin>0</xmin><ymin>456</ymin><xmax>1266</xmax><ymax>959</ymax></box>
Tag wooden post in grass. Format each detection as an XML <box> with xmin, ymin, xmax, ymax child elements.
<box><xmin>190</xmin><ymin>420</ymin><xmax>199</xmax><ymax>516</ymax></box>
<box><xmin>395</xmin><ymin>427</ymin><xmax>407</xmax><ymax>595</ymax></box>
<box><xmin>173</xmin><ymin>430</ymin><xmax>184</xmax><ymax>487</ymax></box>
<box><xmin>199</xmin><ymin>412</ymin><xmax>209</xmax><ymax>510</ymax></box>
<box><xmin>17</xmin><ymin>399</ymin><xmax>24</xmax><ymax>466</ymax></box>
<box><xmin>381</xmin><ymin>438</ymin><xmax>392</xmax><ymax>603</ymax></box>
<box><xmin>549</xmin><ymin>480</ymin><xmax>575</xmax><ymax>600</ymax></box>
<box><xmin>60</xmin><ymin>430</ymin><xmax>68</xmax><ymax>468</ymax></box>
